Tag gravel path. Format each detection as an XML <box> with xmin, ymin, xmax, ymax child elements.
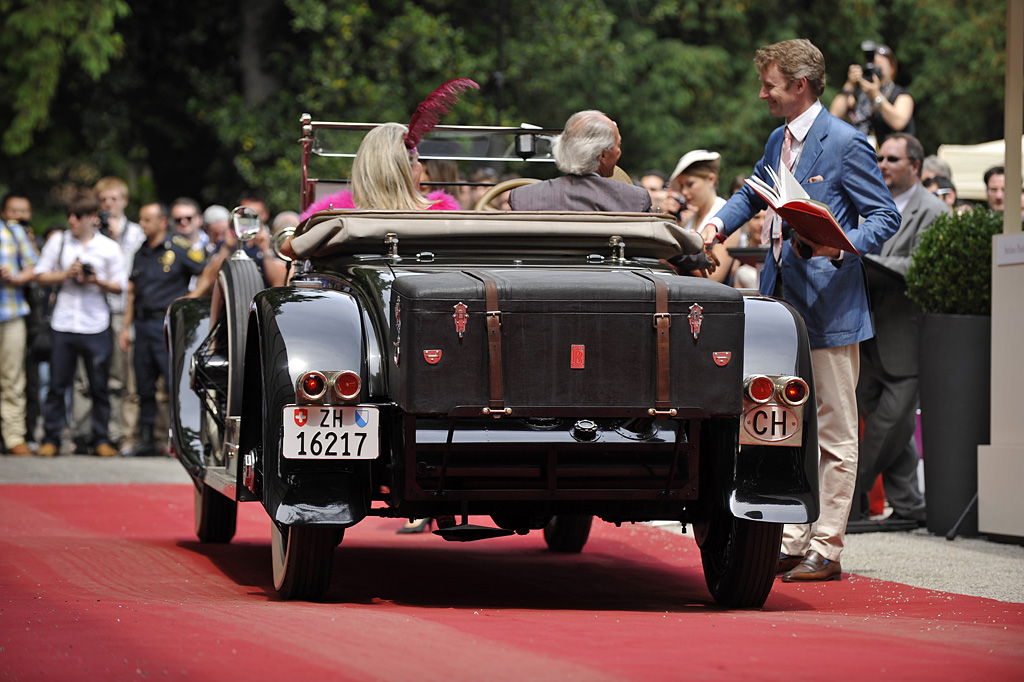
<box><xmin>4</xmin><ymin>455</ymin><xmax>1023</xmax><ymax>603</ymax></box>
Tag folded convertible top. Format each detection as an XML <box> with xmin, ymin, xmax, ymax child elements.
<box><xmin>289</xmin><ymin>210</ymin><xmax>705</xmax><ymax>260</ymax></box>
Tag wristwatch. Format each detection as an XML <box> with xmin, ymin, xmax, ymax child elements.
<box><xmin>874</xmin><ymin>95</ymin><xmax>884</xmax><ymax>107</ymax></box>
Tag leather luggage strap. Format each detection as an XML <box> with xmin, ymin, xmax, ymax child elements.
<box><xmin>636</xmin><ymin>273</ymin><xmax>673</xmax><ymax>414</ymax></box>
<box><xmin>466</xmin><ymin>272</ymin><xmax>508</xmax><ymax>415</ymax></box>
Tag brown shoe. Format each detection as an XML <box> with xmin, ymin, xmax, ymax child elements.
<box><xmin>94</xmin><ymin>443</ymin><xmax>119</xmax><ymax>458</ymax></box>
<box><xmin>7</xmin><ymin>443</ymin><xmax>34</xmax><ymax>456</ymax></box>
<box><xmin>781</xmin><ymin>550</ymin><xmax>841</xmax><ymax>582</ymax></box>
<box><xmin>776</xmin><ymin>553</ymin><xmax>805</xmax><ymax>575</ymax></box>
<box><xmin>37</xmin><ymin>442</ymin><xmax>59</xmax><ymax>457</ymax></box>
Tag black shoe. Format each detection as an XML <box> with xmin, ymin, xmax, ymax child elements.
<box><xmin>846</xmin><ymin>513</ymin><xmax>920</xmax><ymax>534</ymax></box>
<box><xmin>124</xmin><ymin>424</ymin><xmax>158</xmax><ymax>457</ymax></box>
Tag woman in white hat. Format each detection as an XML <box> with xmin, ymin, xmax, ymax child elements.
<box><xmin>668</xmin><ymin>150</ymin><xmax>733</xmax><ymax>282</ymax></box>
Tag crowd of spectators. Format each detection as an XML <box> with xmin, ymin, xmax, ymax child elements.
<box><xmin>0</xmin><ymin>183</ymin><xmax>294</xmax><ymax>457</ymax></box>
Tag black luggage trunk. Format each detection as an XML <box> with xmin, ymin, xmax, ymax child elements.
<box><xmin>389</xmin><ymin>269</ymin><xmax>743</xmax><ymax>416</ymax></box>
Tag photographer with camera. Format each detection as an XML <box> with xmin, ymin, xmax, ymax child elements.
<box><xmin>30</xmin><ymin>190</ymin><xmax>126</xmax><ymax>457</ymax></box>
<box><xmin>830</xmin><ymin>41</ymin><xmax>915</xmax><ymax>149</ymax></box>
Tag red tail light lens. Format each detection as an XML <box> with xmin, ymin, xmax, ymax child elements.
<box><xmin>782</xmin><ymin>378</ymin><xmax>809</xmax><ymax>405</ymax></box>
<box><xmin>332</xmin><ymin>371</ymin><xmax>361</xmax><ymax>401</ymax></box>
<box><xmin>297</xmin><ymin>371</ymin><xmax>327</xmax><ymax>401</ymax></box>
<box><xmin>746</xmin><ymin>375</ymin><xmax>776</xmax><ymax>403</ymax></box>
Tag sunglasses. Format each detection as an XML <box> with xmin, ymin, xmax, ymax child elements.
<box><xmin>877</xmin><ymin>155</ymin><xmax>905</xmax><ymax>163</ymax></box>
<box><xmin>932</xmin><ymin>188</ymin><xmax>953</xmax><ymax>197</ymax></box>
<box><xmin>173</xmin><ymin>215</ymin><xmax>198</xmax><ymax>224</ymax></box>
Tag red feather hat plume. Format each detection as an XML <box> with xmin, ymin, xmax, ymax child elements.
<box><xmin>404</xmin><ymin>78</ymin><xmax>479</xmax><ymax>152</ymax></box>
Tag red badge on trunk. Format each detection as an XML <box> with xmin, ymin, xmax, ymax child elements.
<box><xmin>713</xmin><ymin>351</ymin><xmax>732</xmax><ymax>366</ymax></box>
<box><xmin>423</xmin><ymin>349</ymin><xmax>442</xmax><ymax>364</ymax></box>
<box><xmin>571</xmin><ymin>344</ymin><xmax>585</xmax><ymax>369</ymax></box>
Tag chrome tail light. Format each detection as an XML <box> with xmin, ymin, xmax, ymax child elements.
<box><xmin>296</xmin><ymin>371</ymin><xmax>328</xmax><ymax>402</ymax></box>
<box><xmin>744</xmin><ymin>375</ymin><xmax>776</xmax><ymax>404</ymax></box>
<box><xmin>779</xmin><ymin>377</ymin><xmax>810</xmax><ymax>406</ymax></box>
<box><xmin>332</xmin><ymin>370</ymin><xmax>361</xmax><ymax>402</ymax></box>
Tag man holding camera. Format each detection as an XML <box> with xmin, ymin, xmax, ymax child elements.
<box><xmin>31</xmin><ymin>191</ymin><xmax>127</xmax><ymax>457</ymax></box>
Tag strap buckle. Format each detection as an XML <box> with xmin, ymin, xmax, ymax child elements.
<box><xmin>653</xmin><ymin>312</ymin><xmax>671</xmax><ymax>328</ymax></box>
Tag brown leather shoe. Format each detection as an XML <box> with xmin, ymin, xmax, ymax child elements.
<box><xmin>776</xmin><ymin>554</ymin><xmax>805</xmax><ymax>575</ymax></box>
<box><xmin>94</xmin><ymin>443</ymin><xmax>119</xmax><ymax>458</ymax></box>
<box><xmin>37</xmin><ymin>442</ymin><xmax>59</xmax><ymax>457</ymax></box>
<box><xmin>7</xmin><ymin>443</ymin><xmax>34</xmax><ymax>456</ymax></box>
<box><xmin>781</xmin><ymin>550</ymin><xmax>841</xmax><ymax>582</ymax></box>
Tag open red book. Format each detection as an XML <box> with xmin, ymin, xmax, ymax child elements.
<box><xmin>745</xmin><ymin>165</ymin><xmax>860</xmax><ymax>255</ymax></box>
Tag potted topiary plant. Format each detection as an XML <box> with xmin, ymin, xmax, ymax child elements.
<box><xmin>905</xmin><ymin>208</ymin><xmax>1003</xmax><ymax>537</ymax></box>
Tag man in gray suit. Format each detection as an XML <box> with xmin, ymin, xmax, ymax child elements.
<box><xmin>851</xmin><ymin>132</ymin><xmax>948</xmax><ymax>530</ymax></box>
<box><xmin>509</xmin><ymin>110</ymin><xmax>652</xmax><ymax>212</ymax></box>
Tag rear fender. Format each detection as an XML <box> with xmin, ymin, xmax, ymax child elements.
<box><xmin>723</xmin><ymin>296</ymin><xmax>819</xmax><ymax>524</ymax></box>
<box><xmin>241</xmin><ymin>285</ymin><xmax>373</xmax><ymax>527</ymax></box>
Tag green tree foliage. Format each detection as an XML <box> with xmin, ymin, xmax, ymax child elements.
<box><xmin>0</xmin><ymin>0</ymin><xmax>1010</xmax><ymax>223</ymax></box>
<box><xmin>0</xmin><ymin>0</ymin><xmax>129</xmax><ymax>155</ymax></box>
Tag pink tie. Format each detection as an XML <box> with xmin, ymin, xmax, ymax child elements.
<box><xmin>782</xmin><ymin>126</ymin><xmax>794</xmax><ymax>171</ymax></box>
<box><xmin>764</xmin><ymin>127</ymin><xmax>794</xmax><ymax>262</ymax></box>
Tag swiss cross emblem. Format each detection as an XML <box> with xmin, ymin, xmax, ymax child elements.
<box><xmin>571</xmin><ymin>344</ymin><xmax>585</xmax><ymax>369</ymax></box>
<box><xmin>294</xmin><ymin>408</ymin><xmax>308</xmax><ymax>427</ymax></box>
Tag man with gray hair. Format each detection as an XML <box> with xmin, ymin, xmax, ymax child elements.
<box><xmin>508</xmin><ymin>110</ymin><xmax>652</xmax><ymax>212</ymax></box>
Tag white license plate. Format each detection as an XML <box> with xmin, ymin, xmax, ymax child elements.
<box><xmin>740</xmin><ymin>403</ymin><xmax>802</xmax><ymax>446</ymax></box>
<box><xmin>282</xmin><ymin>405</ymin><xmax>380</xmax><ymax>460</ymax></box>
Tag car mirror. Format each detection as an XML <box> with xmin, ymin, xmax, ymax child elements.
<box><xmin>272</xmin><ymin>225</ymin><xmax>296</xmax><ymax>262</ymax></box>
<box><xmin>231</xmin><ymin>205</ymin><xmax>262</xmax><ymax>242</ymax></box>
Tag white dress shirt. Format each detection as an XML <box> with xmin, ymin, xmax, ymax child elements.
<box><xmin>36</xmin><ymin>230</ymin><xmax>127</xmax><ymax>334</ymax></box>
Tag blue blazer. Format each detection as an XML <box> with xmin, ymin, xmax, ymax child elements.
<box><xmin>715</xmin><ymin>108</ymin><xmax>901</xmax><ymax>349</ymax></box>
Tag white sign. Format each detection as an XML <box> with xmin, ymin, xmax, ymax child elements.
<box><xmin>995</xmin><ymin>232</ymin><xmax>1024</xmax><ymax>266</ymax></box>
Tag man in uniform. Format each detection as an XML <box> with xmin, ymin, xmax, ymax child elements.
<box><xmin>119</xmin><ymin>203</ymin><xmax>206</xmax><ymax>456</ymax></box>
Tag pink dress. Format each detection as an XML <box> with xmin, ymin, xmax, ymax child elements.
<box><xmin>299</xmin><ymin>190</ymin><xmax>460</xmax><ymax>222</ymax></box>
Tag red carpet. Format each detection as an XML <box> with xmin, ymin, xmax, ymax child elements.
<box><xmin>1</xmin><ymin>484</ymin><xmax>1021</xmax><ymax>681</ymax></box>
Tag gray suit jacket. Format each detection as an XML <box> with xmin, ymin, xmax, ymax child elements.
<box><xmin>508</xmin><ymin>175</ymin><xmax>652</xmax><ymax>212</ymax></box>
<box><xmin>864</xmin><ymin>184</ymin><xmax>949</xmax><ymax>377</ymax></box>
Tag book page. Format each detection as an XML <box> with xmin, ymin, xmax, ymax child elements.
<box><xmin>777</xmin><ymin>162</ymin><xmax>808</xmax><ymax>203</ymax></box>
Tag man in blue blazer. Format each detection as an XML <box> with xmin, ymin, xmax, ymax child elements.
<box><xmin>705</xmin><ymin>39</ymin><xmax>900</xmax><ymax>582</ymax></box>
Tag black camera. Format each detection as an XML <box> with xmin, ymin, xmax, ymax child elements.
<box><xmin>81</xmin><ymin>262</ymin><xmax>94</xmax><ymax>277</ymax></box>
<box><xmin>98</xmin><ymin>210</ymin><xmax>110</xmax><ymax>234</ymax></box>
<box><xmin>861</xmin><ymin>40</ymin><xmax>879</xmax><ymax>82</ymax></box>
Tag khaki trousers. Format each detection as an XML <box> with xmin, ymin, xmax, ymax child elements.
<box><xmin>782</xmin><ymin>343</ymin><xmax>860</xmax><ymax>563</ymax></box>
<box><xmin>0</xmin><ymin>316</ymin><xmax>28</xmax><ymax>448</ymax></box>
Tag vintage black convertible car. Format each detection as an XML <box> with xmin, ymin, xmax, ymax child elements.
<box><xmin>167</xmin><ymin>118</ymin><xmax>818</xmax><ymax>608</ymax></box>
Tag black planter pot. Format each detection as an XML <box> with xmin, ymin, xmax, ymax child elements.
<box><xmin>918</xmin><ymin>314</ymin><xmax>991</xmax><ymax>537</ymax></box>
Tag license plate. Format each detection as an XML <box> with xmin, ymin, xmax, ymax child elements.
<box><xmin>282</xmin><ymin>405</ymin><xmax>380</xmax><ymax>460</ymax></box>
<box><xmin>740</xmin><ymin>403</ymin><xmax>802</xmax><ymax>446</ymax></box>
